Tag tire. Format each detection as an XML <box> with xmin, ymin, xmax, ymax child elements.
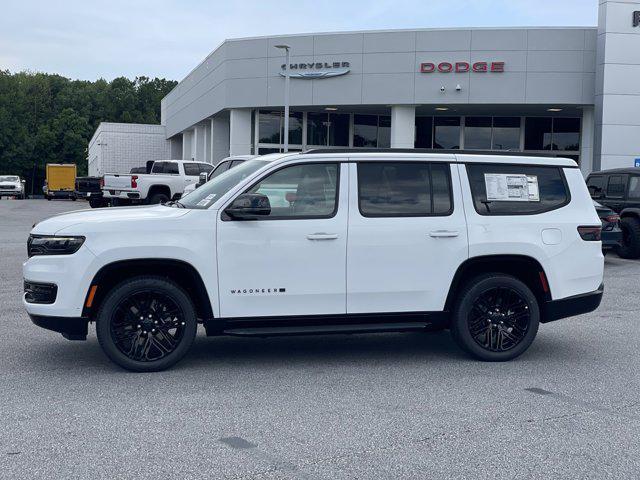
<box><xmin>46</xmin><ymin>196</ymin><xmax>51</xmax><ymax>201</ymax></box>
<box><xmin>148</xmin><ymin>192</ymin><xmax>170</xmax><ymax>205</ymax></box>
<box><xmin>89</xmin><ymin>198</ymin><xmax>105</xmax><ymax>208</ymax></box>
<box><xmin>450</xmin><ymin>274</ymin><xmax>540</xmax><ymax>362</ymax></box>
<box><xmin>615</xmin><ymin>217</ymin><xmax>640</xmax><ymax>259</ymax></box>
<box><xmin>95</xmin><ymin>276</ymin><xmax>198</xmax><ymax>372</ymax></box>
<box><xmin>71</xmin><ymin>195</ymin><xmax>77</xmax><ymax>201</ymax></box>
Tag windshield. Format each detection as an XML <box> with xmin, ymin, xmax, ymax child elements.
<box><xmin>179</xmin><ymin>159</ymin><xmax>270</xmax><ymax>209</ymax></box>
<box><xmin>0</xmin><ymin>176</ymin><xmax>19</xmax><ymax>182</ymax></box>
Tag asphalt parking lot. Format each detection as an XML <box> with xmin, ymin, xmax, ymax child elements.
<box><xmin>1</xmin><ymin>199</ymin><xmax>640</xmax><ymax>479</ymax></box>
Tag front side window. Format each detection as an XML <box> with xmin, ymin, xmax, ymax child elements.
<box><xmin>247</xmin><ymin>163</ymin><xmax>339</xmax><ymax>219</ymax></box>
<box><xmin>151</xmin><ymin>162</ymin><xmax>167</xmax><ymax>174</ymax></box>
<box><xmin>358</xmin><ymin>162</ymin><xmax>452</xmax><ymax>217</ymax></box>
<box><xmin>466</xmin><ymin>164</ymin><xmax>569</xmax><ymax>215</ymax></box>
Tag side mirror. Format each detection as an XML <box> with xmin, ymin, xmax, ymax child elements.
<box><xmin>196</xmin><ymin>172</ymin><xmax>208</xmax><ymax>189</ymax></box>
<box><xmin>225</xmin><ymin>193</ymin><xmax>271</xmax><ymax>220</ymax></box>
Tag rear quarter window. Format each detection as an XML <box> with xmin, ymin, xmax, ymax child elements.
<box><xmin>466</xmin><ymin>164</ymin><xmax>569</xmax><ymax>215</ymax></box>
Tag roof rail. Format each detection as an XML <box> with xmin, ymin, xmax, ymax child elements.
<box><xmin>303</xmin><ymin>148</ymin><xmax>565</xmax><ymax>158</ymax></box>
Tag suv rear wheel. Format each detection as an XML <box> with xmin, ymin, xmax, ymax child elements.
<box><xmin>450</xmin><ymin>274</ymin><xmax>540</xmax><ymax>361</ymax></box>
<box><xmin>95</xmin><ymin>276</ymin><xmax>198</xmax><ymax>372</ymax></box>
<box><xmin>148</xmin><ymin>192</ymin><xmax>169</xmax><ymax>205</ymax></box>
<box><xmin>616</xmin><ymin>216</ymin><xmax>640</xmax><ymax>259</ymax></box>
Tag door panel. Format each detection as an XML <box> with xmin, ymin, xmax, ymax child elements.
<box><xmin>346</xmin><ymin>161</ymin><xmax>468</xmax><ymax>313</ymax></box>
<box><xmin>217</xmin><ymin>162</ymin><xmax>348</xmax><ymax>318</ymax></box>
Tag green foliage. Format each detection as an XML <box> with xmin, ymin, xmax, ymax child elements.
<box><xmin>0</xmin><ymin>71</ymin><xmax>177</xmax><ymax>193</ymax></box>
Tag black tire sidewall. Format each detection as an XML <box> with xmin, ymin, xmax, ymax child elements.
<box><xmin>96</xmin><ymin>276</ymin><xmax>198</xmax><ymax>372</ymax></box>
<box><xmin>616</xmin><ymin>217</ymin><xmax>640</xmax><ymax>259</ymax></box>
<box><xmin>148</xmin><ymin>193</ymin><xmax>169</xmax><ymax>205</ymax></box>
<box><xmin>451</xmin><ymin>274</ymin><xmax>540</xmax><ymax>361</ymax></box>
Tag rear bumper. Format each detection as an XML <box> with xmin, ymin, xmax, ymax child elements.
<box><xmin>602</xmin><ymin>229</ymin><xmax>622</xmax><ymax>249</ymax></box>
<box><xmin>47</xmin><ymin>190</ymin><xmax>75</xmax><ymax>198</ymax></box>
<box><xmin>103</xmin><ymin>190</ymin><xmax>141</xmax><ymax>200</ymax></box>
<box><xmin>542</xmin><ymin>283</ymin><xmax>604</xmax><ymax>323</ymax></box>
<box><xmin>29</xmin><ymin>314</ymin><xmax>88</xmax><ymax>340</ymax></box>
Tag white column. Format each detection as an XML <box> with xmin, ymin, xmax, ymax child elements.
<box><xmin>595</xmin><ymin>0</ymin><xmax>640</xmax><ymax>171</ymax></box>
<box><xmin>204</xmin><ymin>122</ymin><xmax>212</xmax><ymax>164</ymax></box>
<box><xmin>580</xmin><ymin>106</ymin><xmax>595</xmax><ymax>177</ymax></box>
<box><xmin>194</xmin><ymin>125</ymin><xmax>206</xmax><ymax>161</ymax></box>
<box><xmin>390</xmin><ymin>105</ymin><xmax>416</xmax><ymax>148</ymax></box>
<box><xmin>229</xmin><ymin>108</ymin><xmax>253</xmax><ymax>155</ymax></box>
<box><xmin>182</xmin><ymin>130</ymin><xmax>193</xmax><ymax>160</ymax></box>
<box><xmin>211</xmin><ymin>115</ymin><xmax>231</xmax><ymax>163</ymax></box>
<box><xmin>169</xmin><ymin>136</ymin><xmax>182</xmax><ymax>159</ymax></box>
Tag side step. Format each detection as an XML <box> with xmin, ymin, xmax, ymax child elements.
<box><xmin>222</xmin><ymin>322</ymin><xmax>430</xmax><ymax>337</ymax></box>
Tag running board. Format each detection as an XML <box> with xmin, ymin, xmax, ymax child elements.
<box><xmin>222</xmin><ymin>322</ymin><xmax>430</xmax><ymax>337</ymax></box>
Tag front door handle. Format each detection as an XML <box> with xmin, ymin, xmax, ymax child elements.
<box><xmin>429</xmin><ymin>230</ymin><xmax>459</xmax><ymax>238</ymax></box>
<box><xmin>306</xmin><ymin>233</ymin><xmax>339</xmax><ymax>241</ymax></box>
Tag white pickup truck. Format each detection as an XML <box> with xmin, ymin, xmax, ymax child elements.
<box><xmin>102</xmin><ymin>160</ymin><xmax>214</xmax><ymax>205</ymax></box>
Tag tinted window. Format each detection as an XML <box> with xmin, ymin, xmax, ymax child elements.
<box><xmin>492</xmin><ymin>117</ymin><xmax>520</xmax><ymax>150</ymax></box>
<box><xmin>247</xmin><ymin>163</ymin><xmax>339</xmax><ymax>218</ymax></box>
<box><xmin>465</xmin><ymin>117</ymin><xmax>492</xmax><ymax>150</ymax></box>
<box><xmin>553</xmin><ymin>118</ymin><xmax>580</xmax><ymax>151</ymax></box>
<box><xmin>415</xmin><ymin>117</ymin><xmax>433</xmax><ymax>148</ymax></box>
<box><xmin>151</xmin><ymin>162</ymin><xmax>167</xmax><ymax>174</ymax></box>
<box><xmin>307</xmin><ymin>112</ymin><xmax>327</xmax><ymax>146</ymax></box>
<box><xmin>587</xmin><ymin>175</ymin><xmax>605</xmax><ymax>198</ymax></box>
<box><xmin>230</xmin><ymin>160</ymin><xmax>245</xmax><ymax>168</ymax></box>
<box><xmin>434</xmin><ymin>117</ymin><xmax>460</xmax><ymax>149</ymax></box>
<box><xmin>200</xmin><ymin>164</ymin><xmax>214</xmax><ymax>174</ymax></box>
<box><xmin>353</xmin><ymin>115</ymin><xmax>378</xmax><ymax>147</ymax></box>
<box><xmin>183</xmin><ymin>163</ymin><xmax>200</xmax><ymax>176</ymax></box>
<box><xmin>629</xmin><ymin>177</ymin><xmax>640</xmax><ymax>199</ymax></box>
<box><xmin>378</xmin><ymin>116</ymin><xmax>391</xmax><ymax>148</ymax></box>
<box><xmin>607</xmin><ymin>175</ymin><xmax>626</xmax><ymax>198</ymax></box>
<box><xmin>165</xmin><ymin>162</ymin><xmax>179</xmax><ymax>175</ymax></box>
<box><xmin>358</xmin><ymin>162</ymin><xmax>452</xmax><ymax>217</ymax></box>
<box><xmin>328</xmin><ymin>114</ymin><xmax>349</xmax><ymax>146</ymax></box>
<box><xmin>259</xmin><ymin>111</ymin><xmax>281</xmax><ymax>144</ymax></box>
<box><xmin>466</xmin><ymin>164</ymin><xmax>569</xmax><ymax>215</ymax></box>
<box><xmin>525</xmin><ymin>118</ymin><xmax>553</xmax><ymax>150</ymax></box>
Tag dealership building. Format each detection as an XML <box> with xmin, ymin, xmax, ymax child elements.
<box><xmin>88</xmin><ymin>0</ymin><xmax>640</xmax><ymax>176</ymax></box>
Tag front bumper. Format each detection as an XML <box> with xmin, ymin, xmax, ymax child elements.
<box><xmin>0</xmin><ymin>190</ymin><xmax>22</xmax><ymax>196</ymax></box>
<box><xmin>542</xmin><ymin>283</ymin><xmax>604</xmax><ymax>323</ymax></box>
<box><xmin>29</xmin><ymin>314</ymin><xmax>88</xmax><ymax>340</ymax></box>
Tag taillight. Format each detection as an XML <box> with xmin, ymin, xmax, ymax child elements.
<box><xmin>604</xmin><ymin>214</ymin><xmax>620</xmax><ymax>223</ymax></box>
<box><xmin>578</xmin><ymin>226</ymin><xmax>602</xmax><ymax>241</ymax></box>
<box><xmin>131</xmin><ymin>175</ymin><xmax>138</xmax><ymax>189</ymax></box>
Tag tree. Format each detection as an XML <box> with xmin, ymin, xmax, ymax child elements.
<box><xmin>0</xmin><ymin>71</ymin><xmax>177</xmax><ymax>194</ymax></box>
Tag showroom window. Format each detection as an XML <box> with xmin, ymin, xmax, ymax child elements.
<box><xmin>354</xmin><ymin>115</ymin><xmax>391</xmax><ymax>148</ymax></box>
<box><xmin>257</xmin><ymin>110</ymin><xmax>303</xmax><ymax>152</ymax></box>
<box><xmin>465</xmin><ymin>117</ymin><xmax>520</xmax><ymax>151</ymax></box>
<box><xmin>307</xmin><ymin>113</ymin><xmax>350</xmax><ymax>147</ymax></box>
<box><xmin>525</xmin><ymin>117</ymin><xmax>580</xmax><ymax>151</ymax></box>
<box><xmin>434</xmin><ymin>117</ymin><xmax>460</xmax><ymax>149</ymax></box>
<box><xmin>415</xmin><ymin>117</ymin><xmax>433</xmax><ymax>148</ymax></box>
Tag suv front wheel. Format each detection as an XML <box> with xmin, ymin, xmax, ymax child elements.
<box><xmin>450</xmin><ymin>274</ymin><xmax>540</xmax><ymax>361</ymax></box>
<box><xmin>96</xmin><ymin>276</ymin><xmax>198</xmax><ymax>372</ymax></box>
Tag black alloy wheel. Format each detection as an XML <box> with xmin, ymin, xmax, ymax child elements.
<box><xmin>467</xmin><ymin>286</ymin><xmax>530</xmax><ymax>352</ymax></box>
<box><xmin>96</xmin><ymin>276</ymin><xmax>197</xmax><ymax>372</ymax></box>
<box><xmin>450</xmin><ymin>274</ymin><xmax>540</xmax><ymax>361</ymax></box>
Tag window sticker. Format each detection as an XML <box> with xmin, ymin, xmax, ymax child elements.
<box><xmin>484</xmin><ymin>174</ymin><xmax>540</xmax><ymax>202</ymax></box>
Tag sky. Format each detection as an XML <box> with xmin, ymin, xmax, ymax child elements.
<box><xmin>0</xmin><ymin>0</ymin><xmax>598</xmax><ymax>82</ymax></box>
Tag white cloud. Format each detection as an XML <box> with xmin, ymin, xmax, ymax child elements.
<box><xmin>0</xmin><ymin>0</ymin><xmax>598</xmax><ymax>80</ymax></box>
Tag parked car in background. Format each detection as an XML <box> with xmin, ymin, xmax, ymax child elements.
<box><xmin>594</xmin><ymin>200</ymin><xmax>622</xmax><ymax>253</ymax></box>
<box><xmin>24</xmin><ymin>151</ymin><xmax>603</xmax><ymax>372</ymax></box>
<box><xmin>102</xmin><ymin>160</ymin><xmax>214</xmax><ymax>205</ymax></box>
<box><xmin>44</xmin><ymin>164</ymin><xmax>76</xmax><ymax>201</ymax></box>
<box><xmin>0</xmin><ymin>175</ymin><xmax>26</xmax><ymax>199</ymax></box>
<box><xmin>75</xmin><ymin>176</ymin><xmax>107</xmax><ymax>208</ymax></box>
<box><xmin>587</xmin><ymin>168</ymin><xmax>640</xmax><ymax>258</ymax></box>
<box><xmin>182</xmin><ymin>155</ymin><xmax>255</xmax><ymax>197</ymax></box>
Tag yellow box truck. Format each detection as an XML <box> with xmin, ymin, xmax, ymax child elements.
<box><xmin>44</xmin><ymin>164</ymin><xmax>77</xmax><ymax>201</ymax></box>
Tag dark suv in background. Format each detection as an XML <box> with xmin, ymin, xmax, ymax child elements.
<box><xmin>587</xmin><ymin>168</ymin><xmax>640</xmax><ymax>258</ymax></box>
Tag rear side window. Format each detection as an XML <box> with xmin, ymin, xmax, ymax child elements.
<box><xmin>607</xmin><ymin>175</ymin><xmax>626</xmax><ymax>199</ymax></box>
<box><xmin>183</xmin><ymin>163</ymin><xmax>200</xmax><ymax>176</ymax></box>
<box><xmin>586</xmin><ymin>175</ymin><xmax>605</xmax><ymax>198</ymax></box>
<box><xmin>357</xmin><ymin>162</ymin><xmax>452</xmax><ymax>217</ymax></box>
<box><xmin>151</xmin><ymin>162</ymin><xmax>166</xmax><ymax>174</ymax></box>
<box><xmin>629</xmin><ymin>176</ymin><xmax>640</xmax><ymax>199</ymax></box>
<box><xmin>466</xmin><ymin>164</ymin><xmax>569</xmax><ymax>215</ymax></box>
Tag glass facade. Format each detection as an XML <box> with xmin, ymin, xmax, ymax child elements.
<box><xmin>255</xmin><ymin>110</ymin><xmax>580</xmax><ymax>161</ymax></box>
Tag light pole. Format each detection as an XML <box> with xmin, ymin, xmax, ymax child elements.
<box><xmin>275</xmin><ymin>44</ymin><xmax>291</xmax><ymax>152</ymax></box>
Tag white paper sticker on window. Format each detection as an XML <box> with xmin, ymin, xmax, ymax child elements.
<box><xmin>485</xmin><ymin>174</ymin><xmax>540</xmax><ymax>202</ymax></box>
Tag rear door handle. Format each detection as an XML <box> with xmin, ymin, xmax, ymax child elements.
<box><xmin>429</xmin><ymin>230</ymin><xmax>459</xmax><ymax>238</ymax></box>
<box><xmin>306</xmin><ymin>233</ymin><xmax>339</xmax><ymax>241</ymax></box>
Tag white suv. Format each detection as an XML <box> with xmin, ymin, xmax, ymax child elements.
<box><xmin>23</xmin><ymin>151</ymin><xmax>604</xmax><ymax>371</ymax></box>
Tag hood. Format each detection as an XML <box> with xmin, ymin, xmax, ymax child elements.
<box><xmin>32</xmin><ymin>205</ymin><xmax>191</xmax><ymax>235</ymax></box>
<box><xmin>0</xmin><ymin>181</ymin><xmax>20</xmax><ymax>187</ymax></box>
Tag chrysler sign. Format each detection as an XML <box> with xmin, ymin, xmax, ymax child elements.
<box><xmin>420</xmin><ymin>61</ymin><xmax>505</xmax><ymax>73</ymax></box>
<box><xmin>280</xmin><ymin>61</ymin><xmax>350</xmax><ymax>79</ymax></box>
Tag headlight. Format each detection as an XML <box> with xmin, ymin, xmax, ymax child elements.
<box><xmin>27</xmin><ymin>235</ymin><xmax>85</xmax><ymax>257</ymax></box>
